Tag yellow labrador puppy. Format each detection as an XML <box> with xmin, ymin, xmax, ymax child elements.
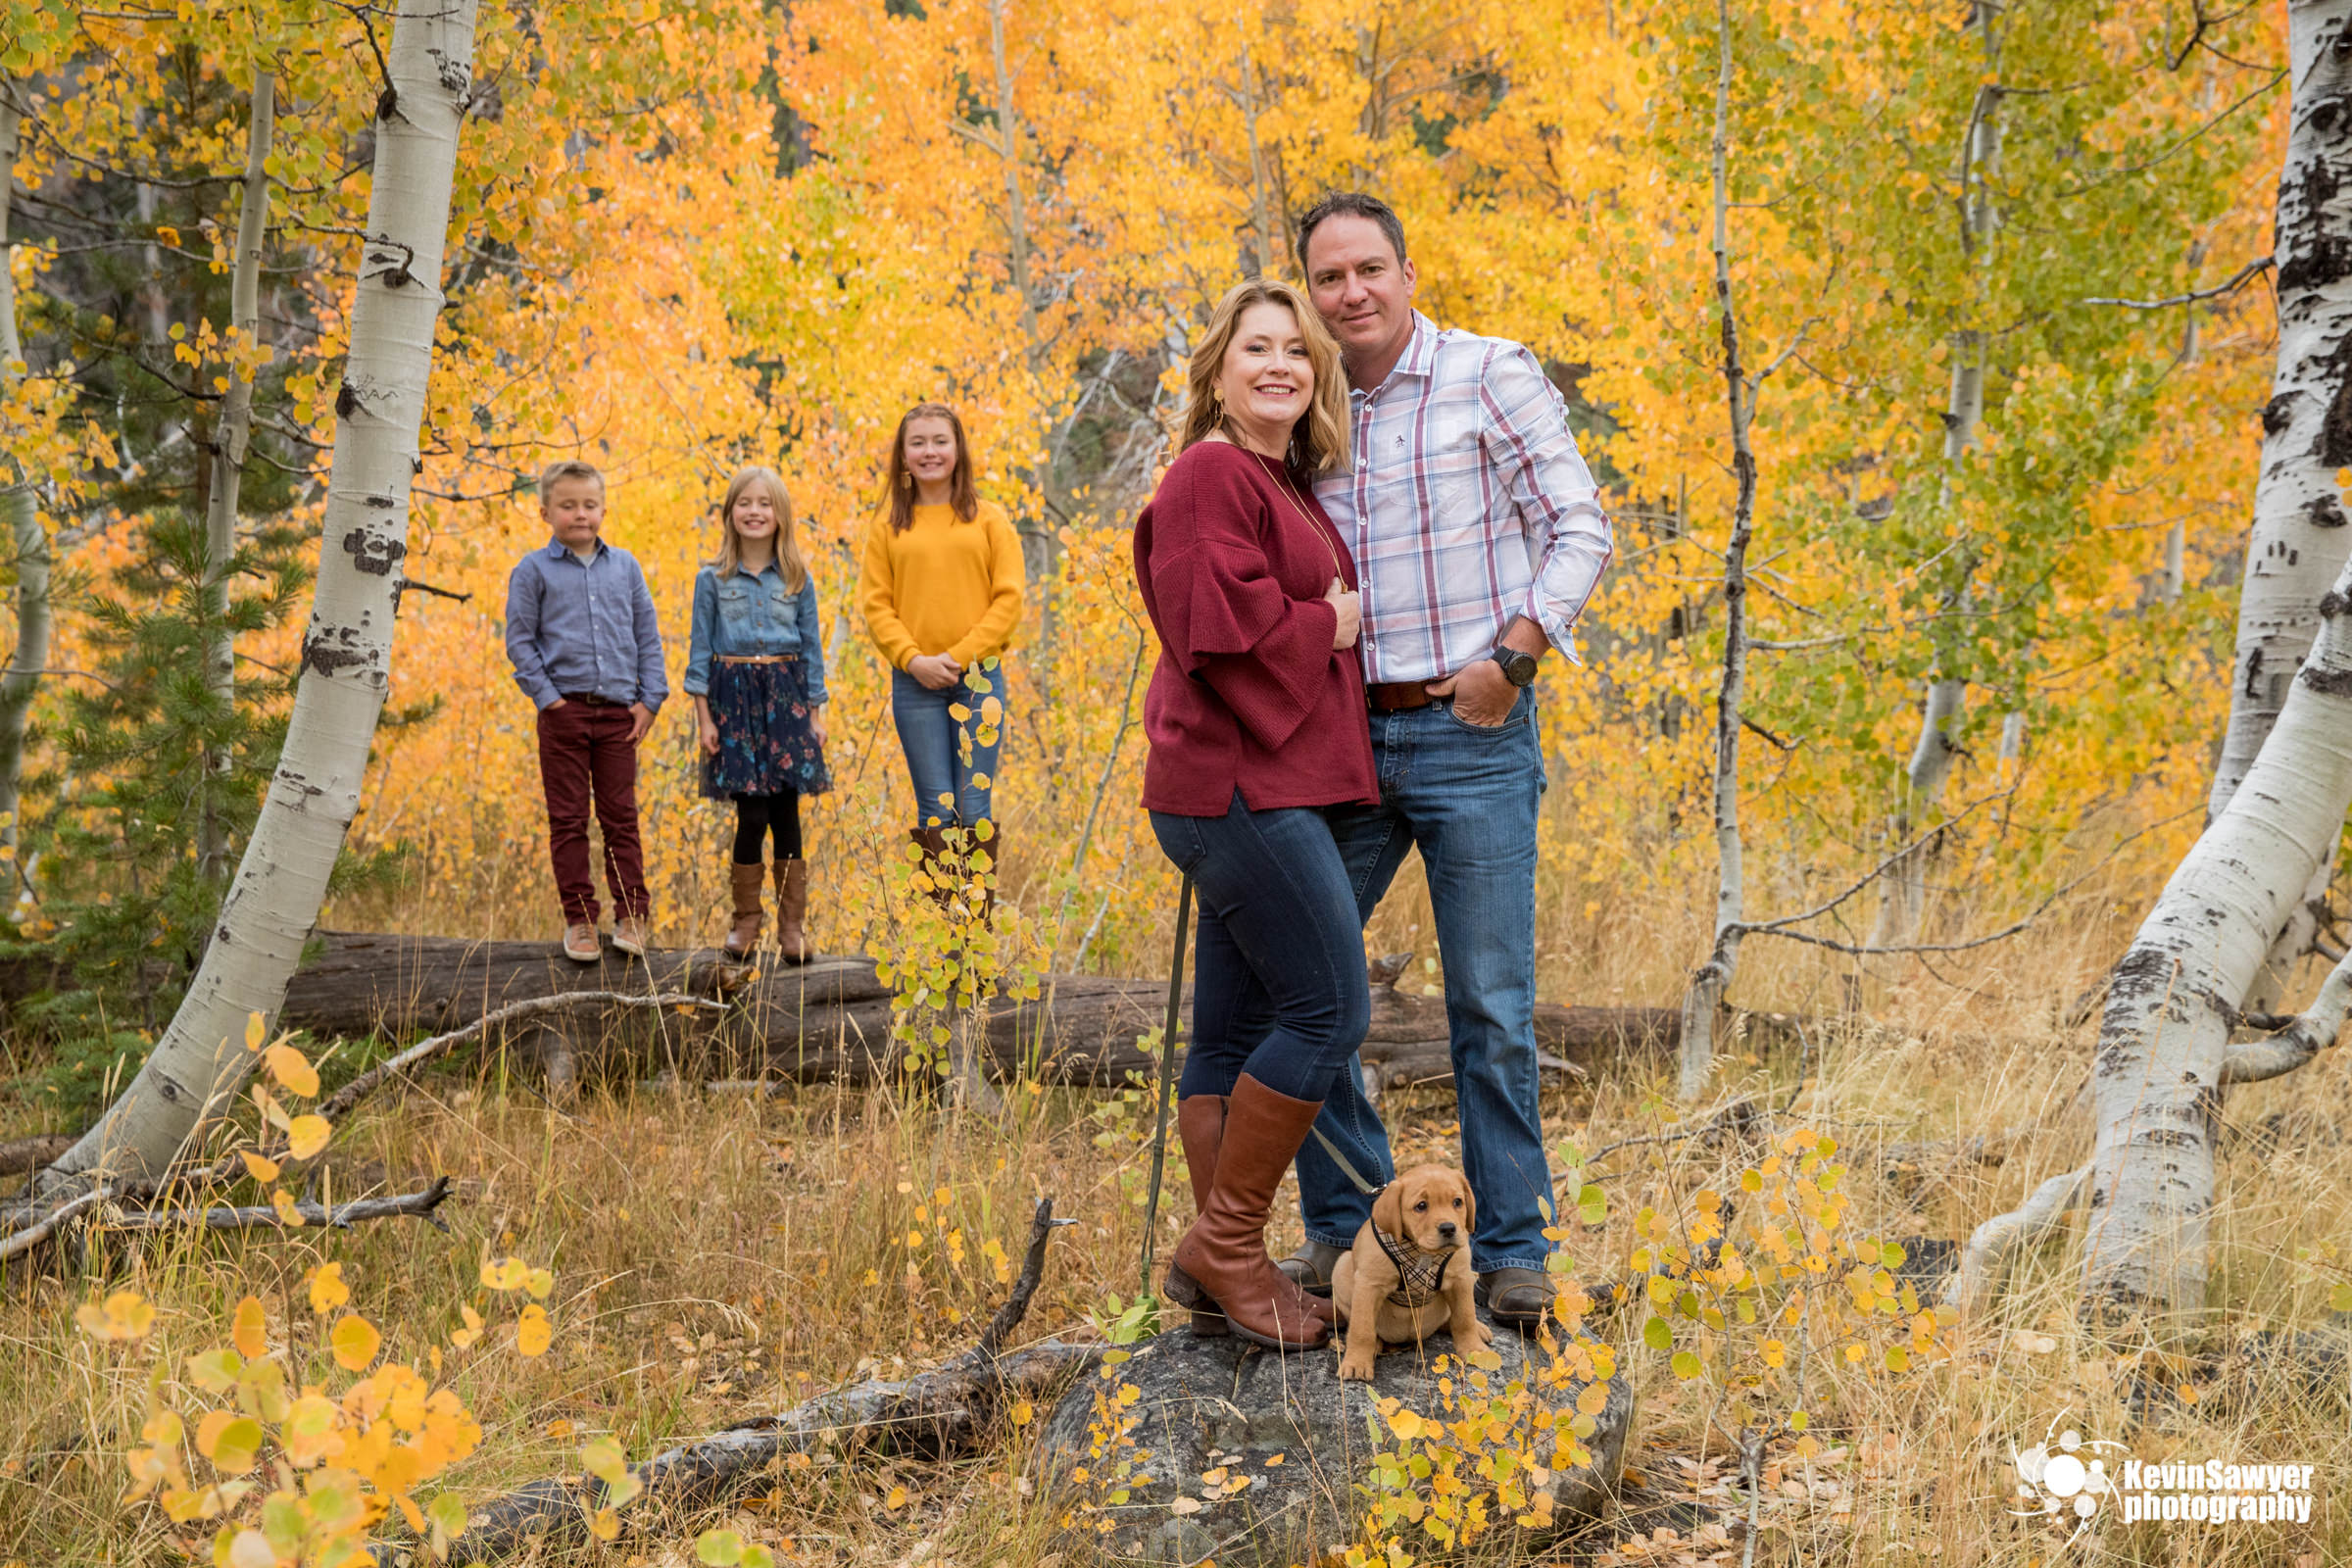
<box><xmin>1334</xmin><ymin>1163</ymin><xmax>1492</xmax><ymax>1382</ymax></box>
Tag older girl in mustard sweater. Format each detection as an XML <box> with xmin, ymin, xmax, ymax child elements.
<box><xmin>860</xmin><ymin>403</ymin><xmax>1025</xmax><ymax>885</ymax></box>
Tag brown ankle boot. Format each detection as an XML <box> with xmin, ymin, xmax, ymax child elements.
<box><xmin>1165</xmin><ymin>1074</ymin><xmax>1334</xmax><ymax>1350</ymax></box>
<box><xmin>774</xmin><ymin>857</ymin><xmax>811</xmax><ymax>964</ymax></box>
<box><xmin>723</xmin><ymin>860</ymin><xmax>765</xmax><ymax>959</ymax></box>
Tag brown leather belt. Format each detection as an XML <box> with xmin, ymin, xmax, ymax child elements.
<box><xmin>561</xmin><ymin>692</ymin><xmax>626</xmax><ymax>707</ymax></box>
<box><xmin>1367</xmin><ymin>681</ymin><xmax>1437</xmax><ymax>712</ymax></box>
<box><xmin>718</xmin><ymin>654</ymin><xmax>797</xmax><ymax>664</ymax></box>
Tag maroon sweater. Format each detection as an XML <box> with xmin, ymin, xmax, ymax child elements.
<box><xmin>1134</xmin><ymin>440</ymin><xmax>1378</xmax><ymax>815</ymax></box>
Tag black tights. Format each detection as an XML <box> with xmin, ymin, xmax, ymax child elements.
<box><xmin>731</xmin><ymin>792</ymin><xmax>802</xmax><ymax>864</ymax></box>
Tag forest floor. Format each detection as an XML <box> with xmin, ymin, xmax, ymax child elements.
<box><xmin>4</xmin><ymin>926</ymin><xmax>2352</xmax><ymax>1567</ymax></box>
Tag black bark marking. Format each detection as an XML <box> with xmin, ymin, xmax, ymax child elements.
<box><xmin>2265</xmin><ymin>393</ymin><xmax>2297</xmax><ymax>437</ymax></box>
<box><xmin>341</xmin><ymin>530</ymin><xmax>407</xmax><ymax>577</ymax></box>
<box><xmin>2299</xmin><ymin>663</ymin><xmax>2352</xmax><ymax>696</ymax></box>
<box><xmin>2324</xmin><ymin>588</ymin><xmax>2351</xmax><ymax>618</ymax></box>
<box><xmin>301</xmin><ymin>627</ymin><xmax>374</xmax><ymax>676</ymax></box>
<box><xmin>335</xmin><ymin>382</ymin><xmax>362</xmax><ymax>420</ymax></box>
<box><xmin>2243</xmin><ymin>647</ymin><xmax>2264</xmax><ymax>698</ymax></box>
<box><xmin>2305</xmin><ymin>494</ymin><xmax>2347</xmax><ymax>529</ymax></box>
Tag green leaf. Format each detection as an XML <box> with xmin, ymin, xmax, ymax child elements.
<box><xmin>1642</xmin><ymin>1316</ymin><xmax>1673</xmax><ymax>1352</ymax></box>
<box><xmin>1670</xmin><ymin>1350</ymin><xmax>1703</xmax><ymax>1381</ymax></box>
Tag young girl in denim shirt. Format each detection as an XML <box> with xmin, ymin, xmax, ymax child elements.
<box><xmin>687</xmin><ymin>466</ymin><xmax>830</xmax><ymax>963</ymax></box>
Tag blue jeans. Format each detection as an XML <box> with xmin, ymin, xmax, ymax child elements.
<box><xmin>1298</xmin><ymin>688</ymin><xmax>1554</xmax><ymax>1274</ymax></box>
<box><xmin>1152</xmin><ymin>793</ymin><xmax>1371</xmax><ymax>1103</ymax></box>
<box><xmin>891</xmin><ymin>665</ymin><xmax>1004</xmax><ymax>828</ymax></box>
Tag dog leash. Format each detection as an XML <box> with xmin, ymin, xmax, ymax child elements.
<box><xmin>1138</xmin><ymin>873</ymin><xmax>1194</xmax><ymax>1302</ymax></box>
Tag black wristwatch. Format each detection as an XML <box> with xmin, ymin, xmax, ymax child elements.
<box><xmin>1490</xmin><ymin>644</ymin><xmax>1539</xmax><ymax>688</ymax></box>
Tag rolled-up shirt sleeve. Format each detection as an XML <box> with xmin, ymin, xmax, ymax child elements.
<box><xmin>1484</xmin><ymin>345</ymin><xmax>1613</xmax><ymax>662</ymax></box>
<box><xmin>1148</xmin><ymin>468</ymin><xmax>1338</xmax><ymax>753</ymax></box>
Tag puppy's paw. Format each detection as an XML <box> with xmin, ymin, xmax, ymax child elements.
<box><xmin>1339</xmin><ymin>1348</ymin><xmax>1379</xmax><ymax>1383</ymax></box>
<box><xmin>1454</xmin><ymin>1318</ymin><xmax>1494</xmax><ymax>1354</ymax></box>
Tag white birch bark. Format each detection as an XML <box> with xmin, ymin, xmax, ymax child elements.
<box><xmin>0</xmin><ymin>88</ymin><xmax>52</xmax><ymax>863</ymax></box>
<box><xmin>2079</xmin><ymin>553</ymin><xmax>2352</xmax><ymax>1314</ymax></box>
<box><xmin>1678</xmin><ymin>0</ymin><xmax>1754</xmax><ymax>1102</ymax></box>
<box><xmin>2209</xmin><ymin>4</ymin><xmax>2352</xmax><ymax>1009</ymax></box>
<box><xmin>38</xmin><ymin>2</ymin><xmax>479</xmax><ymax>1194</ymax></box>
<box><xmin>1876</xmin><ymin>77</ymin><xmax>2000</xmax><ymax>946</ymax></box>
<box><xmin>197</xmin><ymin>71</ymin><xmax>275</xmax><ymax>886</ymax></box>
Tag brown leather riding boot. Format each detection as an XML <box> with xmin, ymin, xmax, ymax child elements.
<box><xmin>722</xmin><ymin>860</ymin><xmax>765</xmax><ymax>959</ymax></box>
<box><xmin>1165</xmin><ymin>1074</ymin><xmax>1333</xmax><ymax>1350</ymax></box>
<box><xmin>1175</xmin><ymin>1096</ymin><xmax>1229</xmax><ymax>1335</ymax></box>
<box><xmin>773</xmin><ymin>857</ymin><xmax>812</xmax><ymax>964</ymax></box>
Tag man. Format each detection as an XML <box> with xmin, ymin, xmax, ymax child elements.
<box><xmin>1283</xmin><ymin>192</ymin><xmax>1613</xmax><ymax>1326</ymax></box>
<box><xmin>504</xmin><ymin>459</ymin><xmax>668</xmax><ymax>962</ymax></box>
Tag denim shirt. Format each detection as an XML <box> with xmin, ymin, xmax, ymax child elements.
<box><xmin>505</xmin><ymin>538</ymin><xmax>668</xmax><ymax>712</ymax></box>
<box><xmin>684</xmin><ymin>561</ymin><xmax>829</xmax><ymax>704</ymax></box>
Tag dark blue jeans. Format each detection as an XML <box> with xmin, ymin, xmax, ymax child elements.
<box><xmin>1298</xmin><ymin>688</ymin><xmax>1554</xmax><ymax>1274</ymax></box>
<box><xmin>1151</xmin><ymin>793</ymin><xmax>1372</xmax><ymax>1104</ymax></box>
<box><xmin>891</xmin><ymin>665</ymin><xmax>1003</xmax><ymax>827</ymax></box>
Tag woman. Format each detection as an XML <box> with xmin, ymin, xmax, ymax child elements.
<box><xmin>859</xmin><ymin>403</ymin><xmax>1026</xmax><ymax>905</ymax></box>
<box><xmin>1135</xmin><ymin>278</ymin><xmax>1376</xmax><ymax>1352</ymax></box>
<box><xmin>684</xmin><ymin>466</ymin><xmax>830</xmax><ymax>966</ymax></box>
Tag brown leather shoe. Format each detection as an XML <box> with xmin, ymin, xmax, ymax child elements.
<box><xmin>1165</xmin><ymin>1074</ymin><xmax>1333</xmax><ymax>1351</ymax></box>
<box><xmin>723</xmin><ymin>860</ymin><xmax>765</xmax><ymax>959</ymax></box>
<box><xmin>774</xmin><ymin>857</ymin><xmax>812</xmax><ymax>964</ymax></box>
<box><xmin>1476</xmin><ymin>1266</ymin><xmax>1559</xmax><ymax>1328</ymax></box>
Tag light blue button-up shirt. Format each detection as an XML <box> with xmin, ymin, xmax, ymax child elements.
<box><xmin>504</xmin><ymin>537</ymin><xmax>669</xmax><ymax>711</ymax></box>
<box><xmin>683</xmin><ymin>562</ymin><xmax>829</xmax><ymax>705</ymax></box>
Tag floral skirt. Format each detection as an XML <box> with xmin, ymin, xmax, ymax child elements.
<box><xmin>702</xmin><ymin>660</ymin><xmax>831</xmax><ymax>799</ymax></box>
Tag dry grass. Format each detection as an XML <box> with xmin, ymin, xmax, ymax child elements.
<box><xmin>5</xmin><ymin>898</ymin><xmax>2351</xmax><ymax>1566</ymax></box>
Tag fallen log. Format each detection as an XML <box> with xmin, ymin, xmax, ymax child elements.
<box><xmin>420</xmin><ymin>1198</ymin><xmax>1095</xmax><ymax>1564</ymax></box>
<box><xmin>270</xmin><ymin>932</ymin><xmax>1681</xmax><ymax>1090</ymax></box>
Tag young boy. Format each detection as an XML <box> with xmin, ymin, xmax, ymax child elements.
<box><xmin>505</xmin><ymin>459</ymin><xmax>669</xmax><ymax>960</ymax></box>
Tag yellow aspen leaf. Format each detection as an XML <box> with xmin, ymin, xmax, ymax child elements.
<box><xmin>284</xmin><ymin>1114</ymin><xmax>331</xmax><ymax>1160</ymax></box>
<box><xmin>450</xmin><ymin>1304</ymin><xmax>484</xmax><ymax>1349</ymax></box>
<box><xmin>264</xmin><ymin>1043</ymin><xmax>319</xmax><ymax>1098</ymax></box>
<box><xmin>480</xmin><ymin>1256</ymin><xmax>529</xmax><ymax>1292</ymax></box>
<box><xmin>238</xmin><ymin>1152</ymin><xmax>280</xmax><ymax>1184</ymax></box>
<box><xmin>524</xmin><ymin>1267</ymin><xmax>554</xmax><ymax>1299</ymax></box>
<box><xmin>1009</xmin><ymin>1399</ymin><xmax>1033</xmax><ymax>1426</ymax></box>
<box><xmin>516</xmin><ymin>1303</ymin><xmax>553</xmax><ymax>1357</ymax></box>
<box><xmin>307</xmin><ymin>1262</ymin><xmax>350</xmax><ymax>1314</ymax></box>
<box><xmin>1388</xmin><ymin>1409</ymin><xmax>1425</xmax><ymax>1441</ymax></box>
<box><xmin>697</xmin><ymin>1529</ymin><xmax>748</xmax><ymax>1565</ymax></box>
<box><xmin>270</xmin><ymin>1188</ymin><xmax>306</xmax><ymax>1227</ymax></box>
<box><xmin>243</xmin><ymin>1012</ymin><xmax>266</xmax><ymax>1052</ymax></box>
<box><xmin>886</xmin><ymin>1483</ymin><xmax>908</xmax><ymax>1508</ymax></box>
<box><xmin>231</xmin><ymin>1296</ymin><xmax>268</xmax><ymax>1358</ymax></box>
<box><xmin>200</xmin><ymin>1414</ymin><xmax>264</xmax><ymax>1474</ymax></box>
<box><xmin>331</xmin><ymin>1314</ymin><xmax>382</xmax><ymax>1371</ymax></box>
<box><xmin>590</xmin><ymin>1505</ymin><xmax>621</xmax><ymax>1541</ymax></box>
<box><xmin>76</xmin><ymin>1290</ymin><xmax>155</xmax><ymax>1342</ymax></box>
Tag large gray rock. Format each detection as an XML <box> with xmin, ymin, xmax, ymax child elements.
<box><xmin>1034</xmin><ymin>1311</ymin><xmax>1636</xmax><ymax>1567</ymax></box>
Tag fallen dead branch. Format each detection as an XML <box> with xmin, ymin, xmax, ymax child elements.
<box><xmin>427</xmin><ymin>1196</ymin><xmax>1093</xmax><ymax>1564</ymax></box>
<box><xmin>94</xmin><ymin>1175</ymin><xmax>455</xmax><ymax>1235</ymax></box>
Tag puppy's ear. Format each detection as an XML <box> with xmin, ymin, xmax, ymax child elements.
<box><xmin>1372</xmin><ymin>1181</ymin><xmax>1403</xmax><ymax>1238</ymax></box>
<box><xmin>1460</xmin><ymin>1177</ymin><xmax>1476</xmax><ymax>1240</ymax></box>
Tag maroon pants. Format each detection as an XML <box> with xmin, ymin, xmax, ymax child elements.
<box><xmin>536</xmin><ymin>700</ymin><xmax>649</xmax><ymax>923</ymax></box>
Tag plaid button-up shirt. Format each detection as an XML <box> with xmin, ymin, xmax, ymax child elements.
<box><xmin>1315</xmin><ymin>314</ymin><xmax>1613</xmax><ymax>685</ymax></box>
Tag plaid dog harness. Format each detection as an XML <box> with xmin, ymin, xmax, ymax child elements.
<box><xmin>1373</xmin><ymin>1223</ymin><xmax>1457</xmax><ymax>1310</ymax></box>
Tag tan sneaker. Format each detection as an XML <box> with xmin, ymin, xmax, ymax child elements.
<box><xmin>612</xmin><ymin>913</ymin><xmax>650</xmax><ymax>957</ymax></box>
<box><xmin>562</xmin><ymin>923</ymin><xmax>601</xmax><ymax>962</ymax></box>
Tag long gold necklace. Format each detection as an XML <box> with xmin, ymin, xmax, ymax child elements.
<box><xmin>1250</xmin><ymin>449</ymin><xmax>1345</xmax><ymax>584</ymax></box>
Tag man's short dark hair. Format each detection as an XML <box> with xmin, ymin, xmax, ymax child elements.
<box><xmin>1296</xmin><ymin>191</ymin><xmax>1408</xmax><ymax>278</ymax></box>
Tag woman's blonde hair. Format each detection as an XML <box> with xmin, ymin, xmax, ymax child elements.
<box><xmin>710</xmin><ymin>466</ymin><xmax>808</xmax><ymax>591</ymax></box>
<box><xmin>1176</xmin><ymin>278</ymin><xmax>1350</xmax><ymax>475</ymax></box>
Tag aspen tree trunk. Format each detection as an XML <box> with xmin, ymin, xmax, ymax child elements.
<box><xmin>0</xmin><ymin>90</ymin><xmax>51</xmax><ymax>867</ymax></box>
<box><xmin>197</xmin><ymin>71</ymin><xmax>275</xmax><ymax>887</ymax></box>
<box><xmin>2208</xmin><ymin>2</ymin><xmax>2352</xmax><ymax>1010</ymax></box>
<box><xmin>2080</xmin><ymin>551</ymin><xmax>2352</xmax><ymax>1315</ymax></box>
<box><xmin>38</xmin><ymin>1</ymin><xmax>479</xmax><ymax>1194</ymax></box>
<box><xmin>1875</xmin><ymin>23</ymin><xmax>2002</xmax><ymax>947</ymax></box>
<box><xmin>1677</xmin><ymin>0</ymin><xmax>1754</xmax><ymax>1102</ymax></box>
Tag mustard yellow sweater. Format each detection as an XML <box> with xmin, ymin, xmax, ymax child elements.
<box><xmin>859</xmin><ymin>500</ymin><xmax>1026</xmax><ymax>669</ymax></box>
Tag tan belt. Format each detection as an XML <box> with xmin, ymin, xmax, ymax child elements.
<box><xmin>718</xmin><ymin>654</ymin><xmax>797</xmax><ymax>665</ymax></box>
